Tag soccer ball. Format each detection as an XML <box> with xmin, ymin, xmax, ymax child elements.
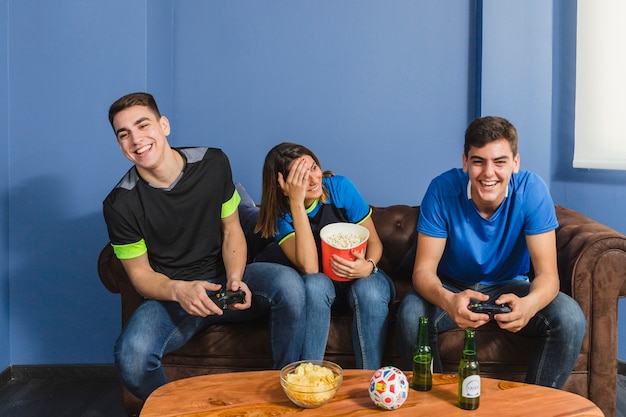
<box><xmin>368</xmin><ymin>366</ymin><xmax>409</xmax><ymax>410</ymax></box>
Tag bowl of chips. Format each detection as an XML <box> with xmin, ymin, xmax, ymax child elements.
<box><xmin>280</xmin><ymin>360</ymin><xmax>343</xmax><ymax>408</ymax></box>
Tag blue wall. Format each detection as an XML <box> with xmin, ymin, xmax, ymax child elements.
<box><xmin>481</xmin><ymin>1</ymin><xmax>553</xmax><ymax>182</ymax></box>
<box><xmin>1</xmin><ymin>0</ymin><xmax>9</xmax><ymax>369</ymax></box>
<box><xmin>0</xmin><ymin>1</ymin><xmax>624</xmax><ymax>369</ymax></box>
<box><xmin>171</xmin><ymin>1</ymin><xmax>475</xmax><ymax>207</ymax></box>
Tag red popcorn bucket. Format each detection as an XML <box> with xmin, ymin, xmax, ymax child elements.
<box><xmin>320</xmin><ymin>222</ymin><xmax>370</xmax><ymax>281</ymax></box>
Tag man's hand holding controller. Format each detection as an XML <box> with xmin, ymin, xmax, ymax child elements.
<box><xmin>209</xmin><ymin>289</ymin><xmax>247</xmax><ymax>310</ymax></box>
<box><xmin>468</xmin><ymin>301</ymin><xmax>512</xmax><ymax>318</ymax></box>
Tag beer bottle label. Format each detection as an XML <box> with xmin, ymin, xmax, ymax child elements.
<box><xmin>461</xmin><ymin>375</ymin><xmax>480</xmax><ymax>398</ymax></box>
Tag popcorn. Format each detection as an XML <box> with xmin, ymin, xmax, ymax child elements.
<box><xmin>325</xmin><ymin>232</ymin><xmax>366</xmax><ymax>249</ymax></box>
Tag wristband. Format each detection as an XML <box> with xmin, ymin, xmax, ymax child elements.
<box><xmin>366</xmin><ymin>258</ymin><xmax>378</xmax><ymax>274</ymax></box>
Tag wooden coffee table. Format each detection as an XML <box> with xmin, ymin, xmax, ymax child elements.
<box><xmin>140</xmin><ymin>370</ymin><xmax>604</xmax><ymax>416</ymax></box>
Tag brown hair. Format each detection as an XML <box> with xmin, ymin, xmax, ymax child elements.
<box><xmin>464</xmin><ymin>116</ymin><xmax>518</xmax><ymax>156</ymax></box>
<box><xmin>108</xmin><ymin>92</ymin><xmax>161</xmax><ymax>130</ymax></box>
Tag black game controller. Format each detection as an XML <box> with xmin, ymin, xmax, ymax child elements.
<box><xmin>209</xmin><ymin>289</ymin><xmax>246</xmax><ymax>310</ymax></box>
<box><xmin>468</xmin><ymin>302</ymin><xmax>511</xmax><ymax>317</ymax></box>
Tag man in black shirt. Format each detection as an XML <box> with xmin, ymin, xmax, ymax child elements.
<box><xmin>103</xmin><ymin>92</ymin><xmax>306</xmax><ymax>401</ymax></box>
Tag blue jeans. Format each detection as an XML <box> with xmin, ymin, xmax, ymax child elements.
<box><xmin>114</xmin><ymin>262</ymin><xmax>306</xmax><ymax>401</ymax></box>
<box><xmin>301</xmin><ymin>270</ymin><xmax>396</xmax><ymax>370</ymax></box>
<box><xmin>396</xmin><ymin>278</ymin><xmax>586</xmax><ymax>389</ymax></box>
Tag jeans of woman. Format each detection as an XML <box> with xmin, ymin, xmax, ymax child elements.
<box><xmin>396</xmin><ymin>278</ymin><xmax>586</xmax><ymax>389</ymax></box>
<box><xmin>114</xmin><ymin>262</ymin><xmax>306</xmax><ymax>401</ymax></box>
<box><xmin>301</xmin><ymin>270</ymin><xmax>396</xmax><ymax>370</ymax></box>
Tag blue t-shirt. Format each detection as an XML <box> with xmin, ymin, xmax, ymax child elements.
<box><xmin>276</xmin><ymin>175</ymin><xmax>371</xmax><ymax>255</ymax></box>
<box><xmin>418</xmin><ymin>168</ymin><xmax>558</xmax><ymax>285</ymax></box>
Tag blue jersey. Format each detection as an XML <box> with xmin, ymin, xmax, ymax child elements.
<box><xmin>276</xmin><ymin>175</ymin><xmax>371</xmax><ymax>258</ymax></box>
<box><xmin>418</xmin><ymin>168</ymin><xmax>558</xmax><ymax>284</ymax></box>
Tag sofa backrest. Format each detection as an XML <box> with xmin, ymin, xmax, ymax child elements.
<box><xmin>371</xmin><ymin>205</ymin><xmax>419</xmax><ymax>280</ymax></box>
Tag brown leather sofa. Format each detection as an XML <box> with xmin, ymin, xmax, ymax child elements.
<box><xmin>98</xmin><ymin>204</ymin><xmax>626</xmax><ymax>417</ymax></box>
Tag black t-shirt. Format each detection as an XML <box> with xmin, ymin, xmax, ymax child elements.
<box><xmin>103</xmin><ymin>147</ymin><xmax>237</xmax><ymax>281</ymax></box>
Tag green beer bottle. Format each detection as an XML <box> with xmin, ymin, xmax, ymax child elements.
<box><xmin>458</xmin><ymin>329</ymin><xmax>480</xmax><ymax>410</ymax></box>
<box><xmin>411</xmin><ymin>316</ymin><xmax>432</xmax><ymax>391</ymax></box>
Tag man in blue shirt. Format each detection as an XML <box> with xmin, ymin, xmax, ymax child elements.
<box><xmin>397</xmin><ymin>116</ymin><xmax>586</xmax><ymax>389</ymax></box>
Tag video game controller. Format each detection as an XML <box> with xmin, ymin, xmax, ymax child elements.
<box><xmin>468</xmin><ymin>302</ymin><xmax>511</xmax><ymax>317</ymax></box>
<box><xmin>209</xmin><ymin>289</ymin><xmax>246</xmax><ymax>310</ymax></box>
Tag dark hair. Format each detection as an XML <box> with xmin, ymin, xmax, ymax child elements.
<box><xmin>108</xmin><ymin>92</ymin><xmax>161</xmax><ymax>130</ymax></box>
<box><xmin>464</xmin><ymin>116</ymin><xmax>518</xmax><ymax>156</ymax></box>
<box><xmin>256</xmin><ymin>142</ymin><xmax>332</xmax><ymax>238</ymax></box>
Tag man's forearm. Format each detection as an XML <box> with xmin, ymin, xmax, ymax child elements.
<box><xmin>222</xmin><ymin>233</ymin><xmax>247</xmax><ymax>284</ymax></box>
<box><xmin>413</xmin><ymin>270</ymin><xmax>454</xmax><ymax>310</ymax></box>
<box><xmin>525</xmin><ymin>272</ymin><xmax>559</xmax><ymax>314</ymax></box>
<box><xmin>128</xmin><ymin>269</ymin><xmax>178</xmax><ymax>301</ymax></box>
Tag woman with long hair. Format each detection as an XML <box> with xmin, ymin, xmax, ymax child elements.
<box><xmin>256</xmin><ymin>142</ymin><xmax>395</xmax><ymax>369</ymax></box>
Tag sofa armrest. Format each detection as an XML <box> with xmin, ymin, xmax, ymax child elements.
<box><xmin>97</xmin><ymin>244</ymin><xmax>121</xmax><ymax>294</ymax></box>
<box><xmin>555</xmin><ymin>205</ymin><xmax>626</xmax><ymax>296</ymax></box>
<box><xmin>97</xmin><ymin>243</ymin><xmax>144</xmax><ymax>324</ymax></box>
<box><xmin>555</xmin><ymin>205</ymin><xmax>626</xmax><ymax>416</ymax></box>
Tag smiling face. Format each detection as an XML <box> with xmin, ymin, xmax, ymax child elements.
<box><xmin>112</xmin><ymin>105</ymin><xmax>171</xmax><ymax>172</ymax></box>
<box><xmin>462</xmin><ymin>138</ymin><xmax>520</xmax><ymax>218</ymax></box>
<box><xmin>290</xmin><ymin>154</ymin><xmax>324</xmax><ymax>206</ymax></box>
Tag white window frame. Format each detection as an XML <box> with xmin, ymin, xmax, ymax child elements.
<box><xmin>574</xmin><ymin>0</ymin><xmax>626</xmax><ymax>170</ymax></box>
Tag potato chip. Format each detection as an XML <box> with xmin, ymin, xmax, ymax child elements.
<box><xmin>283</xmin><ymin>362</ymin><xmax>341</xmax><ymax>406</ymax></box>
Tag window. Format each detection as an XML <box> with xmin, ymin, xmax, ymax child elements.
<box><xmin>574</xmin><ymin>0</ymin><xmax>626</xmax><ymax>170</ymax></box>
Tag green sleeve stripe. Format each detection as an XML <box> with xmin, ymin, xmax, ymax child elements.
<box><xmin>112</xmin><ymin>239</ymin><xmax>147</xmax><ymax>260</ymax></box>
<box><xmin>356</xmin><ymin>207</ymin><xmax>373</xmax><ymax>225</ymax></box>
<box><xmin>222</xmin><ymin>189</ymin><xmax>241</xmax><ymax>218</ymax></box>
<box><xmin>278</xmin><ymin>231</ymin><xmax>295</xmax><ymax>245</ymax></box>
